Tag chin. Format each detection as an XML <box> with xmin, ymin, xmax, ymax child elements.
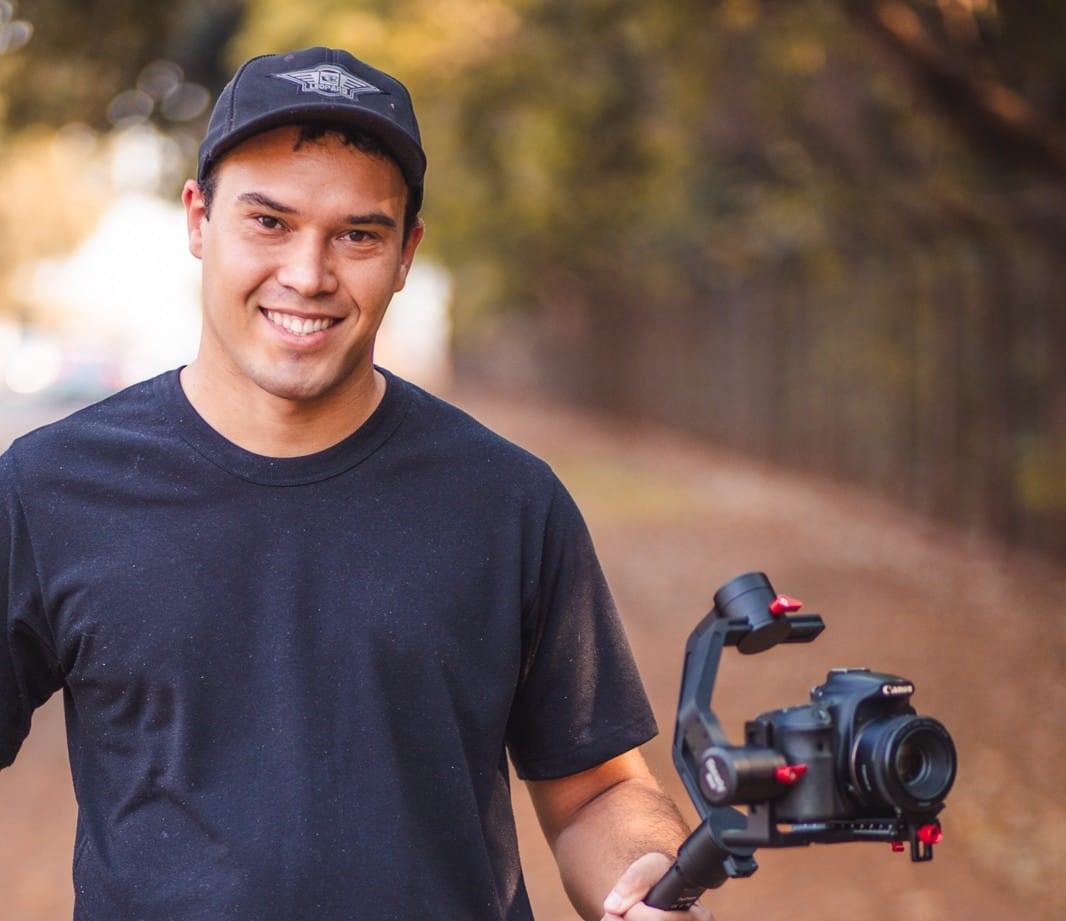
<box><xmin>251</xmin><ymin>362</ymin><xmax>363</xmax><ymax>405</ymax></box>
<box><xmin>260</xmin><ymin>377</ymin><xmax>337</xmax><ymax>403</ymax></box>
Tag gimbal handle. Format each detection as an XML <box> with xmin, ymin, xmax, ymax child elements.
<box><xmin>644</xmin><ymin>808</ymin><xmax>756</xmax><ymax>910</ymax></box>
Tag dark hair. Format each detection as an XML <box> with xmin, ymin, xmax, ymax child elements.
<box><xmin>198</xmin><ymin>121</ymin><xmax>421</xmax><ymax>242</ymax></box>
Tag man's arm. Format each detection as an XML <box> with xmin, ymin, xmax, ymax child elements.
<box><xmin>527</xmin><ymin>748</ymin><xmax>715</xmax><ymax>921</ymax></box>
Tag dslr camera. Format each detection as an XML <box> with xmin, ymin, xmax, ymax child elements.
<box><xmin>646</xmin><ymin>572</ymin><xmax>957</xmax><ymax>912</ymax></box>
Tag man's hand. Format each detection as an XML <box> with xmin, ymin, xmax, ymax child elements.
<box><xmin>601</xmin><ymin>853</ymin><xmax>716</xmax><ymax>921</ymax></box>
<box><xmin>528</xmin><ymin>749</ymin><xmax>717</xmax><ymax>920</ymax></box>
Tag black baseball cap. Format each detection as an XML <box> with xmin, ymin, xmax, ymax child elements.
<box><xmin>198</xmin><ymin>47</ymin><xmax>426</xmax><ymax>210</ymax></box>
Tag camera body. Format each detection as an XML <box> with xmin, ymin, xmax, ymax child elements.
<box><xmin>756</xmin><ymin>668</ymin><xmax>954</xmax><ymax>823</ymax></box>
<box><xmin>645</xmin><ymin>572</ymin><xmax>958</xmax><ymax>911</ymax></box>
<box><xmin>700</xmin><ymin>667</ymin><xmax>956</xmax><ymax>827</ymax></box>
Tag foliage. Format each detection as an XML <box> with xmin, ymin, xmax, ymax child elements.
<box><xmin>0</xmin><ymin>127</ymin><xmax>111</xmax><ymax>311</ymax></box>
<box><xmin>0</xmin><ymin>0</ymin><xmax>242</xmax><ymax>131</ymax></box>
<box><xmin>1</xmin><ymin>0</ymin><xmax>1063</xmax><ymax>556</ymax></box>
<box><xmin>0</xmin><ymin>0</ymin><xmax>246</xmax><ymax>315</ymax></box>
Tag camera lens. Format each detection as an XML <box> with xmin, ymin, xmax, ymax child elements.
<box><xmin>894</xmin><ymin>724</ymin><xmax>954</xmax><ymax>800</ymax></box>
<box><xmin>852</xmin><ymin>715</ymin><xmax>957</xmax><ymax>810</ymax></box>
<box><xmin>896</xmin><ymin>738</ymin><xmax>926</xmax><ymax>784</ymax></box>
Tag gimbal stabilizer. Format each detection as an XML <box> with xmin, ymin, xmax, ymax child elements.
<box><xmin>645</xmin><ymin>572</ymin><xmax>956</xmax><ymax>912</ymax></box>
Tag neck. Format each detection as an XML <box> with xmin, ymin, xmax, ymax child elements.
<box><xmin>178</xmin><ymin>363</ymin><xmax>386</xmax><ymax>458</ymax></box>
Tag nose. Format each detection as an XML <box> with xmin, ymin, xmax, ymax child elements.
<box><xmin>275</xmin><ymin>233</ymin><xmax>338</xmax><ymax>297</ymax></box>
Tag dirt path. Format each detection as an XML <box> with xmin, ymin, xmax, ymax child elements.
<box><xmin>1</xmin><ymin>391</ymin><xmax>1062</xmax><ymax>920</ymax></box>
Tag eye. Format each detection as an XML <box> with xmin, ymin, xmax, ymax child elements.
<box><xmin>255</xmin><ymin>214</ymin><xmax>283</xmax><ymax>230</ymax></box>
<box><xmin>342</xmin><ymin>229</ymin><xmax>378</xmax><ymax>244</ymax></box>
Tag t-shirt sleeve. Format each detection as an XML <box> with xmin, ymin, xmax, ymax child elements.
<box><xmin>0</xmin><ymin>451</ymin><xmax>64</xmax><ymax>769</ymax></box>
<box><xmin>506</xmin><ymin>478</ymin><xmax>657</xmax><ymax>780</ymax></box>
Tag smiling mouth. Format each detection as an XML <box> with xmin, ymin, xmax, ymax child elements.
<box><xmin>263</xmin><ymin>309</ymin><xmax>339</xmax><ymax>336</ymax></box>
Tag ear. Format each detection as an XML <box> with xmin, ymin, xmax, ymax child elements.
<box><xmin>183</xmin><ymin>179</ymin><xmax>207</xmax><ymax>260</ymax></box>
<box><xmin>393</xmin><ymin>219</ymin><xmax>426</xmax><ymax>293</ymax></box>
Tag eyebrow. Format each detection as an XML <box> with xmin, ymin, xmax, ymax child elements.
<box><xmin>236</xmin><ymin>191</ymin><xmax>398</xmax><ymax>229</ymax></box>
<box><xmin>237</xmin><ymin>191</ymin><xmax>296</xmax><ymax>214</ymax></box>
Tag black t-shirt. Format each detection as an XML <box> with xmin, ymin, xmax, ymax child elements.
<box><xmin>0</xmin><ymin>369</ymin><xmax>656</xmax><ymax>920</ymax></box>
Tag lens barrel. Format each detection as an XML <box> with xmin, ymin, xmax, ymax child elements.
<box><xmin>852</xmin><ymin>715</ymin><xmax>957</xmax><ymax>810</ymax></box>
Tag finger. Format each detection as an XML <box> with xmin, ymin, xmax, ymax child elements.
<box><xmin>620</xmin><ymin>901</ymin><xmax>716</xmax><ymax>921</ymax></box>
<box><xmin>603</xmin><ymin>852</ymin><xmax>674</xmax><ymax>916</ymax></box>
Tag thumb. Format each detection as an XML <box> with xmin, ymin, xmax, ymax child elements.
<box><xmin>603</xmin><ymin>852</ymin><xmax>673</xmax><ymax>916</ymax></box>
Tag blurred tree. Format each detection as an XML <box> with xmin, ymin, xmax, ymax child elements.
<box><xmin>0</xmin><ymin>0</ymin><xmax>243</xmax><ymax>131</ymax></box>
<box><xmin>2</xmin><ymin>0</ymin><xmax>1063</xmax><ymax>556</ymax></box>
<box><xmin>223</xmin><ymin>0</ymin><xmax>1066</xmax><ymax>557</ymax></box>
<box><xmin>0</xmin><ymin>0</ymin><xmax>245</xmax><ymax>322</ymax></box>
<box><xmin>841</xmin><ymin>0</ymin><xmax>1066</xmax><ymax>174</ymax></box>
<box><xmin>0</xmin><ymin>126</ymin><xmax>111</xmax><ymax>322</ymax></box>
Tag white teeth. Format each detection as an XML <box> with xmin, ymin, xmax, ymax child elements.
<box><xmin>264</xmin><ymin>310</ymin><xmax>336</xmax><ymax>335</ymax></box>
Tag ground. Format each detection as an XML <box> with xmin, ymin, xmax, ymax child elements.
<box><xmin>1</xmin><ymin>388</ymin><xmax>1061</xmax><ymax>921</ymax></box>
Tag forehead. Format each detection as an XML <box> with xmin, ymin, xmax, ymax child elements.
<box><xmin>212</xmin><ymin>125</ymin><xmax>407</xmax><ymax>202</ymax></box>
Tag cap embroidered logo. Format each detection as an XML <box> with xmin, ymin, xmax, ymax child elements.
<box><xmin>272</xmin><ymin>64</ymin><xmax>383</xmax><ymax>101</ymax></box>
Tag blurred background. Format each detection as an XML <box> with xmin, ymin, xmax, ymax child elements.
<box><xmin>0</xmin><ymin>1</ymin><xmax>1063</xmax><ymax>919</ymax></box>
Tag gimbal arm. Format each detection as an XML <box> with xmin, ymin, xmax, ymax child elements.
<box><xmin>644</xmin><ymin>572</ymin><xmax>824</xmax><ymax>911</ymax></box>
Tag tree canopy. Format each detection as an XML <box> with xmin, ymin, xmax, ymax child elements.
<box><xmin>2</xmin><ymin>0</ymin><xmax>1064</xmax><ymax>558</ymax></box>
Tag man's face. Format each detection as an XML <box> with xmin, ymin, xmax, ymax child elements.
<box><xmin>183</xmin><ymin>125</ymin><xmax>423</xmax><ymax>409</ymax></box>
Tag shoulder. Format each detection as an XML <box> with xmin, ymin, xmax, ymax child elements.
<box><xmin>10</xmin><ymin>374</ymin><xmax>161</xmax><ymax>442</ymax></box>
<box><xmin>388</xmin><ymin>372</ymin><xmax>560</xmax><ymax>489</ymax></box>
<box><xmin>3</xmin><ymin>374</ymin><xmax>169</xmax><ymax>488</ymax></box>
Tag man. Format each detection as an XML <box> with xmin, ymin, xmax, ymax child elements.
<box><xmin>0</xmin><ymin>47</ymin><xmax>712</xmax><ymax>920</ymax></box>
